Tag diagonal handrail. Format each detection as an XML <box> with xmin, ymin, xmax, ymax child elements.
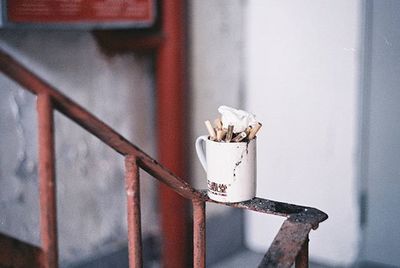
<box><xmin>0</xmin><ymin>49</ymin><xmax>200</xmax><ymax>200</ymax></box>
<box><xmin>0</xmin><ymin>49</ymin><xmax>327</xmax><ymax>268</ymax></box>
<box><xmin>0</xmin><ymin>232</ymin><xmax>42</xmax><ymax>267</ymax></box>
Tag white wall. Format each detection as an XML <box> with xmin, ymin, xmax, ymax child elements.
<box><xmin>244</xmin><ymin>1</ymin><xmax>361</xmax><ymax>265</ymax></box>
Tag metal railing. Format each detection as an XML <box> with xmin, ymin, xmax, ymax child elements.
<box><xmin>0</xmin><ymin>49</ymin><xmax>327</xmax><ymax>268</ymax></box>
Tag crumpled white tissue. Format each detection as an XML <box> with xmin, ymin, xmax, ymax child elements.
<box><xmin>218</xmin><ymin>105</ymin><xmax>257</xmax><ymax>133</ymax></box>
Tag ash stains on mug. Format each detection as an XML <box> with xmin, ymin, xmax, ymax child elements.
<box><xmin>233</xmin><ymin>144</ymin><xmax>249</xmax><ymax>178</ymax></box>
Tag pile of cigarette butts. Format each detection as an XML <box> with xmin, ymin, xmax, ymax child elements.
<box><xmin>204</xmin><ymin>106</ymin><xmax>262</xmax><ymax>143</ymax></box>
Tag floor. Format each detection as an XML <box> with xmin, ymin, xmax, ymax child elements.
<box><xmin>70</xmin><ymin>247</ymin><xmax>332</xmax><ymax>268</ymax></box>
<box><xmin>209</xmin><ymin>250</ymin><xmax>263</xmax><ymax>268</ymax></box>
<box><xmin>210</xmin><ymin>249</ymin><xmax>331</xmax><ymax>268</ymax></box>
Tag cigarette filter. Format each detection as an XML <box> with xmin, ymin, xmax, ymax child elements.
<box><xmin>205</xmin><ymin>120</ymin><xmax>217</xmax><ymax>140</ymax></box>
<box><xmin>245</xmin><ymin>126</ymin><xmax>252</xmax><ymax>136</ymax></box>
<box><xmin>232</xmin><ymin>131</ymin><xmax>247</xmax><ymax>142</ymax></box>
<box><xmin>216</xmin><ymin>129</ymin><xmax>226</xmax><ymax>141</ymax></box>
<box><xmin>225</xmin><ymin>125</ymin><xmax>234</xmax><ymax>142</ymax></box>
<box><xmin>214</xmin><ymin>118</ymin><xmax>223</xmax><ymax>129</ymax></box>
<box><xmin>248</xmin><ymin>122</ymin><xmax>262</xmax><ymax>140</ymax></box>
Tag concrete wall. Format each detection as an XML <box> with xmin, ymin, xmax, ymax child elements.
<box><xmin>0</xmin><ymin>30</ymin><xmax>157</xmax><ymax>266</ymax></box>
<box><xmin>244</xmin><ymin>1</ymin><xmax>361</xmax><ymax>265</ymax></box>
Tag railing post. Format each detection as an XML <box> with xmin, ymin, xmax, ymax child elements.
<box><xmin>192</xmin><ymin>200</ymin><xmax>206</xmax><ymax>268</ymax></box>
<box><xmin>125</xmin><ymin>155</ymin><xmax>143</xmax><ymax>268</ymax></box>
<box><xmin>295</xmin><ymin>235</ymin><xmax>309</xmax><ymax>268</ymax></box>
<box><xmin>37</xmin><ymin>94</ymin><xmax>58</xmax><ymax>268</ymax></box>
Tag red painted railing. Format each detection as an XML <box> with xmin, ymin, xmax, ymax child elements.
<box><xmin>0</xmin><ymin>49</ymin><xmax>327</xmax><ymax>268</ymax></box>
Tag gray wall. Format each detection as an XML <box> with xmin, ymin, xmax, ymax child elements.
<box><xmin>188</xmin><ymin>1</ymin><xmax>247</xmax><ymax>262</ymax></box>
<box><xmin>0</xmin><ymin>30</ymin><xmax>157</xmax><ymax>266</ymax></box>
<box><xmin>189</xmin><ymin>0</ymin><xmax>245</xmax><ymax>217</ymax></box>
<box><xmin>360</xmin><ymin>0</ymin><xmax>400</xmax><ymax>266</ymax></box>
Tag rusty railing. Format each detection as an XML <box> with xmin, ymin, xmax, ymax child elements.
<box><xmin>0</xmin><ymin>49</ymin><xmax>327</xmax><ymax>268</ymax></box>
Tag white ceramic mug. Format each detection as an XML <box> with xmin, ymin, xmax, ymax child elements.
<box><xmin>195</xmin><ymin>135</ymin><xmax>257</xmax><ymax>203</ymax></box>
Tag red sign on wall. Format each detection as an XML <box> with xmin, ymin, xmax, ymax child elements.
<box><xmin>5</xmin><ymin>0</ymin><xmax>155</xmax><ymax>28</ymax></box>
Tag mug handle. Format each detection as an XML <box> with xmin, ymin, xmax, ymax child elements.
<box><xmin>195</xmin><ymin>135</ymin><xmax>208</xmax><ymax>172</ymax></box>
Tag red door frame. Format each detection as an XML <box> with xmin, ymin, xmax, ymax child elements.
<box><xmin>156</xmin><ymin>1</ymin><xmax>189</xmax><ymax>267</ymax></box>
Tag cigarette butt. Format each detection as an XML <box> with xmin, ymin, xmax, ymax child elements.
<box><xmin>232</xmin><ymin>131</ymin><xmax>247</xmax><ymax>142</ymax></box>
<box><xmin>205</xmin><ymin>120</ymin><xmax>217</xmax><ymax>140</ymax></box>
<box><xmin>225</xmin><ymin>125</ymin><xmax>234</xmax><ymax>142</ymax></box>
<box><xmin>245</xmin><ymin>126</ymin><xmax>252</xmax><ymax>136</ymax></box>
<box><xmin>248</xmin><ymin>122</ymin><xmax>262</xmax><ymax>140</ymax></box>
<box><xmin>214</xmin><ymin>118</ymin><xmax>223</xmax><ymax>129</ymax></box>
<box><xmin>216</xmin><ymin>129</ymin><xmax>226</xmax><ymax>141</ymax></box>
